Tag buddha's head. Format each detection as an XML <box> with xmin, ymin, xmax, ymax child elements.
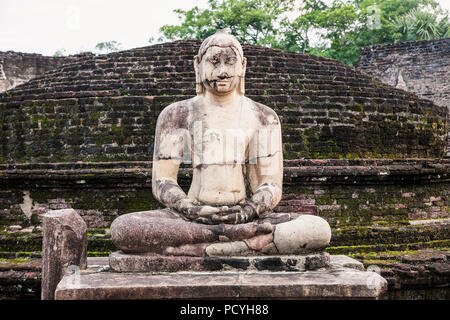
<box><xmin>194</xmin><ymin>29</ymin><xmax>247</xmax><ymax>96</ymax></box>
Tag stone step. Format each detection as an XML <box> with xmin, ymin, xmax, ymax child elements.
<box><xmin>55</xmin><ymin>257</ymin><xmax>386</xmax><ymax>300</ymax></box>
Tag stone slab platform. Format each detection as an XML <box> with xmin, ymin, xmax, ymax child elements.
<box><xmin>109</xmin><ymin>251</ymin><xmax>331</xmax><ymax>272</ymax></box>
<box><xmin>55</xmin><ymin>256</ymin><xmax>386</xmax><ymax>300</ymax></box>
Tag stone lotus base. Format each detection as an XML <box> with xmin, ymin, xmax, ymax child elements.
<box><xmin>54</xmin><ymin>255</ymin><xmax>387</xmax><ymax>300</ymax></box>
<box><xmin>109</xmin><ymin>251</ymin><xmax>331</xmax><ymax>272</ymax></box>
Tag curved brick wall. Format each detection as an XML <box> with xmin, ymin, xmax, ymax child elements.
<box><xmin>357</xmin><ymin>37</ymin><xmax>450</xmax><ymax>157</ymax></box>
<box><xmin>358</xmin><ymin>38</ymin><xmax>449</xmax><ymax>110</ymax></box>
<box><xmin>0</xmin><ymin>40</ymin><xmax>447</xmax><ymax>163</ymax></box>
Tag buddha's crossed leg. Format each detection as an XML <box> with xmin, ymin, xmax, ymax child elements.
<box><xmin>110</xmin><ymin>209</ymin><xmax>331</xmax><ymax>256</ymax></box>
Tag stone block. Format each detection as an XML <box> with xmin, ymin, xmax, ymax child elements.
<box><xmin>41</xmin><ymin>209</ymin><xmax>87</xmax><ymax>300</ymax></box>
<box><xmin>330</xmin><ymin>255</ymin><xmax>364</xmax><ymax>271</ymax></box>
<box><xmin>109</xmin><ymin>251</ymin><xmax>330</xmax><ymax>272</ymax></box>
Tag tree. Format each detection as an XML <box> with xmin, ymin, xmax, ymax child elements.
<box><xmin>95</xmin><ymin>41</ymin><xmax>123</xmax><ymax>53</ymax></box>
<box><xmin>159</xmin><ymin>0</ymin><xmax>295</xmax><ymax>45</ymax></box>
<box><xmin>307</xmin><ymin>1</ymin><xmax>360</xmax><ymax>65</ymax></box>
<box><xmin>53</xmin><ymin>49</ymin><xmax>66</xmax><ymax>57</ymax></box>
<box><xmin>158</xmin><ymin>0</ymin><xmax>450</xmax><ymax>66</ymax></box>
<box><xmin>393</xmin><ymin>7</ymin><xmax>450</xmax><ymax>40</ymax></box>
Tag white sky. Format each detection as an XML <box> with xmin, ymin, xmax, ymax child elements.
<box><xmin>0</xmin><ymin>0</ymin><xmax>449</xmax><ymax>56</ymax></box>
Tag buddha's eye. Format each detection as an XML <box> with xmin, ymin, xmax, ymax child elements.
<box><xmin>226</xmin><ymin>57</ymin><xmax>236</xmax><ymax>64</ymax></box>
<box><xmin>209</xmin><ymin>57</ymin><xmax>219</xmax><ymax>65</ymax></box>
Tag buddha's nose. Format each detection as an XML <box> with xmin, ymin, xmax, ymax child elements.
<box><xmin>218</xmin><ymin>65</ymin><xmax>229</xmax><ymax>79</ymax></box>
<box><xmin>218</xmin><ymin>72</ymin><xmax>229</xmax><ymax>80</ymax></box>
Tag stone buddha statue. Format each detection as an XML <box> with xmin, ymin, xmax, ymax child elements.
<box><xmin>110</xmin><ymin>30</ymin><xmax>331</xmax><ymax>257</ymax></box>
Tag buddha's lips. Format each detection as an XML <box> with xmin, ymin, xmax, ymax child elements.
<box><xmin>208</xmin><ymin>76</ymin><xmax>236</xmax><ymax>84</ymax></box>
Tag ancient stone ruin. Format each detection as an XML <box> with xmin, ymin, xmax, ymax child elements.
<box><xmin>358</xmin><ymin>37</ymin><xmax>450</xmax><ymax>156</ymax></box>
<box><xmin>0</xmin><ymin>51</ymin><xmax>82</xmax><ymax>93</ymax></box>
<box><xmin>0</xmin><ymin>39</ymin><xmax>448</xmax><ymax>299</ymax></box>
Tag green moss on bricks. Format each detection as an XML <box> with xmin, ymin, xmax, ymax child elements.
<box><xmin>326</xmin><ymin>239</ymin><xmax>450</xmax><ymax>255</ymax></box>
<box><xmin>331</xmin><ymin>225</ymin><xmax>450</xmax><ymax>247</ymax></box>
<box><xmin>30</xmin><ymin>214</ymin><xmax>39</xmax><ymax>226</ymax></box>
<box><xmin>87</xmin><ymin>251</ymin><xmax>111</xmax><ymax>257</ymax></box>
<box><xmin>30</xmin><ymin>190</ymin><xmax>160</xmax><ymax>215</ymax></box>
<box><xmin>89</xmin><ymin>112</ymin><xmax>103</xmax><ymax>121</ymax></box>
<box><xmin>110</xmin><ymin>125</ymin><xmax>125</xmax><ymax>145</ymax></box>
<box><xmin>0</xmin><ymin>257</ymin><xmax>30</xmax><ymax>263</ymax></box>
<box><xmin>87</xmin><ymin>238</ymin><xmax>116</xmax><ymax>251</ymax></box>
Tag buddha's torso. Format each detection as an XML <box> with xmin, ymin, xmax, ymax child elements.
<box><xmin>154</xmin><ymin>95</ymin><xmax>280</xmax><ymax>207</ymax></box>
<box><xmin>187</xmin><ymin>97</ymin><xmax>257</xmax><ymax>206</ymax></box>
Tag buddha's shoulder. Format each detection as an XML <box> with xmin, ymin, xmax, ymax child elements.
<box><xmin>245</xmin><ymin>97</ymin><xmax>280</xmax><ymax>126</ymax></box>
<box><xmin>156</xmin><ymin>98</ymin><xmax>195</xmax><ymax>128</ymax></box>
<box><xmin>159</xmin><ymin>98</ymin><xmax>195</xmax><ymax>116</ymax></box>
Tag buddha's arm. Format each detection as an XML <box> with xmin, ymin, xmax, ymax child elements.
<box><xmin>246</xmin><ymin>140</ymin><xmax>283</xmax><ymax>216</ymax></box>
<box><xmin>245</xmin><ymin>117</ymin><xmax>283</xmax><ymax>216</ymax></box>
<box><xmin>152</xmin><ymin>159</ymin><xmax>190</xmax><ymax>211</ymax></box>
<box><xmin>151</xmin><ymin>103</ymin><xmax>190</xmax><ymax>211</ymax></box>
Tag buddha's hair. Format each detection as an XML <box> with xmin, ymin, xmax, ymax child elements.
<box><xmin>197</xmin><ymin>29</ymin><xmax>244</xmax><ymax>62</ymax></box>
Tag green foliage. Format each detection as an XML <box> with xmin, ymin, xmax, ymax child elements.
<box><xmin>393</xmin><ymin>7</ymin><xmax>450</xmax><ymax>40</ymax></box>
<box><xmin>53</xmin><ymin>49</ymin><xmax>66</xmax><ymax>57</ymax></box>
<box><xmin>160</xmin><ymin>0</ymin><xmax>295</xmax><ymax>45</ymax></box>
<box><xmin>95</xmin><ymin>41</ymin><xmax>123</xmax><ymax>53</ymax></box>
<box><xmin>158</xmin><ymin>0</ymin><xmax>450</xmax><ymax>66</ymax></box>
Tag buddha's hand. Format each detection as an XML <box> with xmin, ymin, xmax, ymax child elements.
<box><xmin>210</xmin><ymin>202</ymin><xmax>258</xmax><ymax>225</ymax></box>
<box><xmin>175</xmin><ymin>199</ymin><xmax>235</xmax><ymax>224</ymax></box>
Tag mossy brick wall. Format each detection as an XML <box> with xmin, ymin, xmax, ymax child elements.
<box><xmin>0</xmin><ymin>51</ymin><xmax>80</xmax><ymax>93</ymax></box>
<box><xmin>0</xmin><ymin>41</ymin><xmax>447</xmax><ymax>163</ymax></box>
<box><xmin>357</xmin><ymin>38</ymin><xmax>450</xmax><ymax>156</ymax></box>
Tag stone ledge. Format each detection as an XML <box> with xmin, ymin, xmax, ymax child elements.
<box><xmin>1</xmin><ymin>159</ymin><xmax>448</xmax><ymax>186</ymax></box>
<box><xmin>55</xmin><ymin>265</ymin><xmax>387</xmax><ymax>300</ymax></box>
<box><xmin>109</xmin><ymin>251</ymin><xmax>330</xmax><ymax>273</ymax></box>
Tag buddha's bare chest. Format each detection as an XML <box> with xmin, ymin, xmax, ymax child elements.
<box><xmin>190</xmin><ymin>113</ymin><xmax>256</xmax><ymax>166</ymax></box>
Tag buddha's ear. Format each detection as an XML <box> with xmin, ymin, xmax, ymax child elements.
<box><xmin>239</xmin><ymin>57</ymin><xmax>247</xmax><ymax>95</ymax></box>
<box><xmin>194</xmin><ymin>55</ymin><xmax>204</xmax><ymax>95</ymax></box>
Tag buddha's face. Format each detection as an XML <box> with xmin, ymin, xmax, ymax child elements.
<box><xmin>198</xmin><ymin>46</ymin><xmax>245</xmax><ymax>95</ymax></box>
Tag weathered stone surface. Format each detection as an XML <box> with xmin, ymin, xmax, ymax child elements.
<box><xmin>204</xmin><ymin>241</ymin><xmax>251</xmax><ymax>257</ymax></box>
<box><xmin>55</xmin><ymin>264</ymin><xmax>387</xmax><ymax>300</ymax></box>
<box><xmin>357</xmin><ymin>38</ymin><xmax>450</xmax><ymax>156</ymax></box>
<box><xmin>427</xmin><ymin>263</ymin><xmax>450</xmax><ymax>276</ymax></box>
<box><xmin>330</xmin><ymin>255</ymin><xmax>364</xmax><ymax>271</ymax></box>
<box><xmin>109</xmin><ymin>251</ymin><xmax>330</xmax><ymax>272</ymax></box>
<box><xmin>0</xmin><ymin>51</ymin><xmax>79</xmax><ymax>93</ymax></box>
<box><xmin>41</xmin><ymin>209</ymin><xmax>87</xmax><ymax>300</ymax></box>
<box><xmin>401</xmin><ymin>250</ymin><xmax>447</xmax><ymax>264</ymax></box>
<box><xmin>273</xmin><ymin>215</ymin><xmax>331</xmax><ymax>254</ymax></box>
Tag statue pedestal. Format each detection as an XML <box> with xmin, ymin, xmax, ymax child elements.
<box><xmin>109</xmin><ymin>251</ymin><xmax>331</xmax><ymax>272</ymax></box>
<box><xmin>54</xmin><ymin>255</ymin><xmax>387</xmax><ymax>300</ymax></box>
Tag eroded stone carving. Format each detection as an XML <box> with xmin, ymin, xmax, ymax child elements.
<box><xmin>110</xmin><ymin>30</ymin><xmax>331</xmax><ymax>257</ymax></box>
